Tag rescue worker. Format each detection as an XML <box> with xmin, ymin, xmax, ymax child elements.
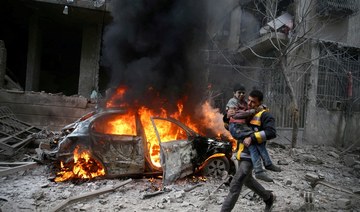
<box><xmin>226</xmin><ymin>85</ymin><xmax>280</xmax><ymax>182</ymax></box>
<box><xmin>221</xmin><ymin>89</ymin><xmax>277</xmax><ymax>212</ymax></box>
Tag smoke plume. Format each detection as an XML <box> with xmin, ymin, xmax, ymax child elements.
<box><xmin>102</xmin><ymin>0</ymin><xmax>207</xmax><ymax>114</ymax></box>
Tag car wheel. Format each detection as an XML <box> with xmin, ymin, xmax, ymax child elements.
<box><xmin>202</xmin><ymin>157</ymin><xmax>230</xmax><ymax>177</ymax></box>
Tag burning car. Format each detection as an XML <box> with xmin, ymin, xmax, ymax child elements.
<box><xmin>50</xmin><ymin>108</ymin><xmax>234</xmax><ymax>184</ymax></box>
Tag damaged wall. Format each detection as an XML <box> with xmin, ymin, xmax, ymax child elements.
<box><xmin>208</xmin><ymin>0</ymin><xmax>360</xmax><ymax>148</ymax></box>
<box><xmin>303</xmin><ymin>41</ymin><xmax>360</xmax><ymax>148</ymax></box>
<box><xmin>304</xmin><ymin>108</ymin><xmax>360</xmax><ymax>147</ymax></box>
<box><xmin>348</xmin><ymin>12</ymin><xmax>360</xmax><ymax>48</ymax></box>
<box><xmin>0</xmin><ymin>0</ymin><xmax>112</xmax><ymax>98</ymax></box>
<box><xmin>0</xmin><ymin>0</ymin><xmax>110</xmax><ymax>131</ymax></box>
<box><xmin>0</xmin><ymin>90</ymin><xmax>95</xmax><ymax>131</ymax></box>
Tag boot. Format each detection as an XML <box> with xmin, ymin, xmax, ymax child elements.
<box><xmin>264</xmin><ymin>192</ymin><xmax>276</xmax><ymax>212</ymax></box>
<box><xmin>255</xmin><ymin>172</ymin><xmax>273</xmax><ymax>182</ymax></box>
<box><xmin>265</xmin><ymin>164</ymin><xmax>281</xmax><ymax>172</ymax></box>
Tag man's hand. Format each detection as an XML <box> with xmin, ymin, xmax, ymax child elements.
<box><xmin>255</xmin><ymin>105</ymin><xmax>264</xmax><ymax>113</ymax></box>
<box><xmin>243</xmin><ymin>137</ymin><xmax>251</xmax><ymax>147</ymax></box>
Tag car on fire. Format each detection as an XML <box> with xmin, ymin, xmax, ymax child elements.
<box><xmin>50</xmin><ymin>108</ymin><xmax>234</xmax><ymax>183</ymax></box>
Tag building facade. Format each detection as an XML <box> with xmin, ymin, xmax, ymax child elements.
<box><xmin>206</xmin><ymin>0</ymin><xmax>360</xmax><ymax>147</ymax></box>
<box><xmin>1</xmin><ymin>0</ymin><xmax>359</xmax><ymax>148</ymax></box>
<box><xmin>0</xmin><ymin>0</ymin><xmax>111</xmax><ymax>97</ymax></box>
<box><xmin>0</xmin><ymin>0</ymin><xmax>111</xmax><ymax>129</ymax></box>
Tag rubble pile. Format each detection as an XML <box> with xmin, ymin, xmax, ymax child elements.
<box><xmin>0</xmin><ymin>139</ymin><xmax>359</xmax><ymax>211</ymax></box>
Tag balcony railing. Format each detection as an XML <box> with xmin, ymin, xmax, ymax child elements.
<box><xmin>318</xmin><ymin>0</ymin><xmax>359</xmax><ymax>16</ymax></box>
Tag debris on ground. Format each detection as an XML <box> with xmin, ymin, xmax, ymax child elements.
<box><xmin>0</xmin><ymin>134</ymin><xmax>360</xmax><ymax>211</ymax></box>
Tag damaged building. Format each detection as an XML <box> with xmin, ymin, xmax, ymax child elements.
<box><xmin>205</xmin><ymin>0</ymin><xmax>360</xmax><ymax>147</ymax></box>
<box><xmin>0</xmin><ymin>0</ymin><xmax>360</xmax><ymax>154</ymax></box>
<box><xmin>0</xmin><ymin>0</ymin><xmax>234</xmax><ymax>183</ymax></box>
<box><xmin>0</xmin><ymin>0</ymin><xmax>111</xmax><ymax>130</ymax></box>
<box><xmin>0</xmin><ymin>1</ymin><xmax>360</xmax><ymax>211</ymax></box>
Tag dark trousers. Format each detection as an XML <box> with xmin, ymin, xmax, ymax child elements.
<box><xmin>220</xmin><ymin>160</ymin><xmax>271</xmax><ymax>212</ymax></box>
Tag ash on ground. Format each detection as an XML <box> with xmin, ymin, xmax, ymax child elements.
<box><xmin>1</xmin><ymin>135</ymin><xmax>359</xmax><ymax>212</ymax></box>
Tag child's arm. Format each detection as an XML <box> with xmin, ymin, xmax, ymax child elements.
<box><xmin>232</xmin><ymin>108</ymin><xmax>256</xmax><ymax>119</ymax></box>
<box><xmin>233</xmin><ymin>104</ymin><xmax>267</xmax><ymax>119</ymax></box>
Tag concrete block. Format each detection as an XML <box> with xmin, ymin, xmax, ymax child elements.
<box><xmin>328</xmin><ymin>151</ymin><xmax>339</xmax><ymax>158</ymax></box>
<box><xmin>336</xmin><ymin>198</ymin><xmax>351</xmax><ymax>209</ymax></box>
<box><xmin>343</xmin><ymin>155</ymin><xmax>356</xmax><ymax>167</ymax></box>
<box><xmin>285</xmin><ymin>178</ymin><xmax>292</xmax><ymax>185</ymax></box>
<box><xmin>290</xmin><ymin>148</ymin><xmax>305</xmax><ymax>156</ymax></box>
<box><xmin>302</xmin><ymin>154</ymin><xmax>323</xmax><ymax>164</ymax></box>
<box><xmin>353</xmin><ymin>188</ymin><xmax>360</xmax><ymax>194</ymax></box>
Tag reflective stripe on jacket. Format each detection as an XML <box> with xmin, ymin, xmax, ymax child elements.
<box><xmin>235</xmin><ymin>109</ymin><xmax>276</xmax><ymax>160</ymax></box>
<box><xmin>250</xmin><ymin>110</ymin><xmax>267</xmax><ymax>143</ymax></box>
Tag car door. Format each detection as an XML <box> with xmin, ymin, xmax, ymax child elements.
<box><xmin>90</xmin><ymin>111</ymin><xmax>145</xmax><ymax>177</ymax></box>
<box><xmin>150</xmin><ymin>117</ymin><xmax>198</xmax><ymax>185</ymax></box>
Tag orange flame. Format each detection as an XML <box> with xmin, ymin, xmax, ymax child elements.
<box><xmin>138</xmin><ymin>105</ymin><xmax>190</xmax><ymax>168</ymax></box>
<box><xmin>63</xmin><ymin>90</ymin><xmax>237</xmax><ymax>180</ymax></box>
<box><xmin>199</xmin><ymin>101</ymin><xmax>236</xmax><ymax>149</ymax></box>
<box><xmin>55</xmin><ymin>146</ymin><xmax>105</xmax><ymax>182</ymax></box>
<box><xmin>56</xmin><ymin>89</ymin><xmax>237</xmax><ymax>181</ymax></box>
<box><xmin>104</xmin><ymin>95</ymin><xmax>235</xmax><ymax>168</ymax></box>
<box><xmin>92</xmin><ymin>112</ymin><xmax>137</xmax><ymax>135</ymax></box>
<box><xmin>106</xmin><ymin>86</ymin><xmax>128</xmax><ymax>108</ymax></box>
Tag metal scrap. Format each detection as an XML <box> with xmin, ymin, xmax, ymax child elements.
<box><xmin>0</xmin><ymin>106</ymin><xmax>41</xmax><ymax>156</ymax></box>
<box><xmin>51</xmin><ymin>178</ymin><xmax>133</xmax><ymax>212</ymax></box>
<box><xmin>0</xmin><ymin>161</ymin><xmax>37</xmax><ymax>177</ymax></box>
<box><xmin>305</xmin><ymin>173</ymin><xmax>357</xmax><ymax>195</ymax></box>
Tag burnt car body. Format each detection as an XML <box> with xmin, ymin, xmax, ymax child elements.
<box><xmin>52</xmin><ymin>108</ymin><xmax>234</xmax><ymax>182</ymax></box>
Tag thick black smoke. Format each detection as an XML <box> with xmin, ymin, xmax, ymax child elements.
<box><xmin>102</xmin><ymin>0</ymin><xmax>207</xmax><ymax>114</ymax></box>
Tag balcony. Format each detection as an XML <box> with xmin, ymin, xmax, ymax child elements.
<box><xmin>238</xmin><ymin>13</ymin><xmax>292</xmax><ymax>58</ymax></box>
<box><xmin>238</xmin><ymin>32</ymin><xmax>288</xmax><ymax>58</ymax></box>
<box><xmin>317</xmin><ymin>0</ymin><xmax>359</xmax><ymax>16</ymax></box>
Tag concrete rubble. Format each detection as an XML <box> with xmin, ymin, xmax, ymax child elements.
<box><xmin>0</xmin><ymin>134</ymin><xmax>360</xmax><ymax>211</ymax></box>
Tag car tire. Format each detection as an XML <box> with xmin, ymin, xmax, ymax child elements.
<box><xmin>202</xmin><ymin>157</ymin><xmax>230</xmax><ymax>177</ymax></box>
